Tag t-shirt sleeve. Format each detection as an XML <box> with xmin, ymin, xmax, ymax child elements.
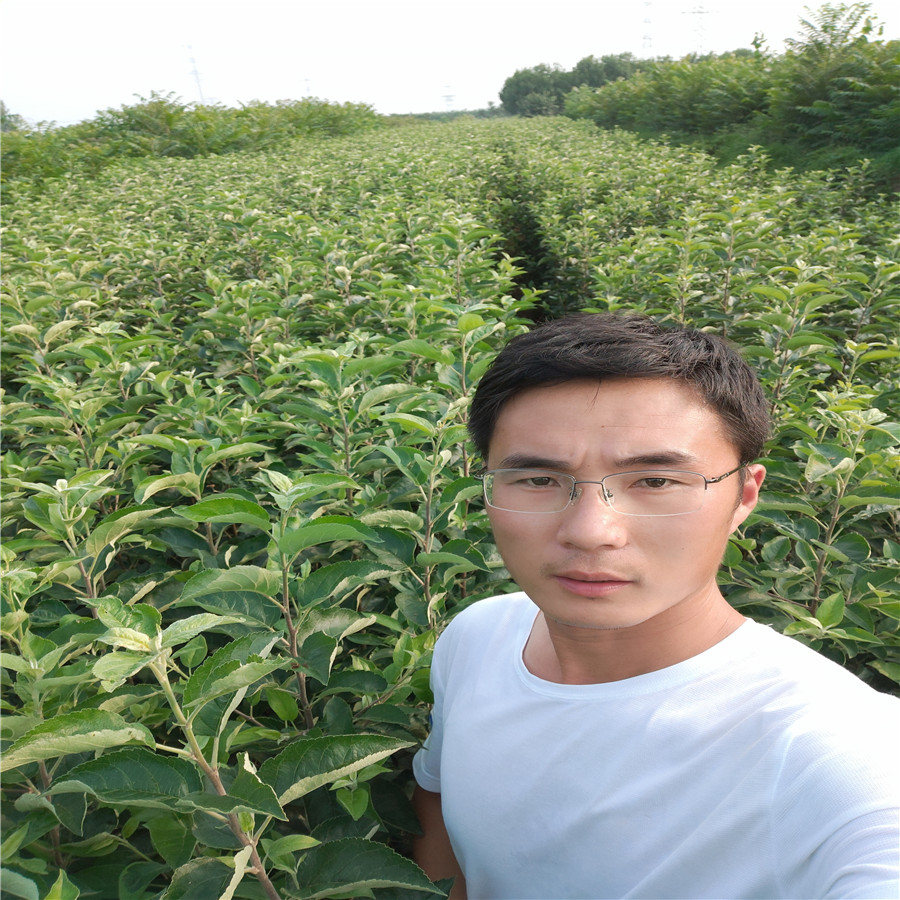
<box><xmin>771</xmin><ymin>698</ymin><xmax>900</xmax><ymax>899</ymax></box>
<box><xmin>412</xmin><ymin>627</ymin><xmax>451</xmax><ymax>793</ymax></box>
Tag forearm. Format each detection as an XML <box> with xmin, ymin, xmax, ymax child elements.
<box><xmin>412</xmin><ymin>785</ymin><xmax>467</xmax><ymax>899</ymax></box>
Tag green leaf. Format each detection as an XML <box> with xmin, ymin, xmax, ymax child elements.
<box><xmin>200</xmin><ymin>442</ymin><xmax>269</xmax><ymax>467</ymax></box>
<box><xmin>266</xmin><ymin>687</ymin><xmax>300</xmax><ymax>722</ymax></box>
<box><xmin>382</xmin><ymin>413</ymin><xmax>437</xmax><ymax>436</ymax></box>
<box><xmin>179</xmin><ymin>565</ymin><xmax>282</xmax><ymax>626</ymax></box>
<box><xmin>0</xmin><ymin>868</ymin><xmax>40</xmax><ymax>900</ymax></box>
<box><xmin>294</xmin><ymin>561</ymin><xmax>395</xmax><ymax>607</ymax></box>
<box><xmin>52</xmin><ymin>747</ymin><xmax>203</xmax><ymax>809</ymax></box>
<box><xmin>416</xmin><ymin>551</ymin><xmax>488</xmax><ymax>570</ymax></box>
<box><xmin>262</xmin><ymin>833</ymin><xmax>321</xmax><ymax>872</ymax></box>
<box><xmin>183</xmin><ymin>633</ymin><xmax>281</xmax><ymax>735</ymax></box>
<box><xmin>816</xmin><ymin>592</ymin><xmax>845</xmax><ymax>629</ymax></box>
<box><xmin>174</xmin><ymin>496</ymin><xmax>270</xmax><ymax>530</ymax></box>
<box><xmin>258</xmin><ymin>734</ymin><xmax>413</xmax><ymax>806</ymax></box>
<box><xmin>458</xmin><ymin>312</ymin><xmax>486</xmax><ymax>333</ymax></box>
<box><xmin>389</xmin><ymin>339</ymin><xmax>454</xmax><ymax>364</ymax></box>
<box><xmin>92</xmin><ymin>651</ymin><xmax>152</xmax><ymax>691</ymax></box>
<box><xmin>832</xmin><ymin>534</ymin><xmax>871</xmax><ymax>562</ymax></box>
<box><xmin>278</xmin><ymin>516</ymin><xmax>382</xmax><ymax>558</ymax></box>
<box><xmin>84</xmin><ymin>507</ymin><xmax>165</xmax><ymax>557</ymax></box>
<box><xmin>135</xmin><ymin>472</ymin><xmax>202</xmax><ymax>503</ymax></box>
<box><xmin>297</xmin><ymin>632</ymin><xmax>339</xmax><ymax>684</ymax></box>
<box><xmin>182</xmin><ymin>656</ymin><xmax>286</xmax><ymax>712</ymax></box>
<box><xmin>336</xmin><ymin>786</ymin><xmax>370</xmax><ymax>820</ymax></box>
<box><xmin>294</xmin><ymin>837</ymin><xmax>444</xmax><ymax>898</ymax></box>
<box><xmin>357</xmin><ymin>383</ymin><xmax>416</xmax><ymax>413</ymax></box>
<box><xmin>1</xmin><ymin>710</ymin><xmax>154</xmax><ymax>773</ymax></box>
<box><xmin>163</xmin><ymin>857</ymin><xmax>233</xmax><ymax>900</ymax></box>
<box><xmin>358</xmin><ymin>509</ymin><xmax>424</xmax><ymax>530</ymax></box>
<box><xmin>43</xmin><ymin>869</ymin><xmax>80</xmax><ymax>900</ymax></box>
<box><xmin>160</xmin><ymin>613</ymin><xmax>246</xmax><ymax>648</ymax></box>
<box><xmin>148</xmin><ymin>816</ymin><xmax>195</xmax><ymax>868</ymax></box>
<box><xmin>869</xmin><ymin>661</ymin><xmax>900</xmax><ymax>685</ymax></box>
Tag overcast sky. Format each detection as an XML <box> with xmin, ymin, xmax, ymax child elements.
<box><xmin>3</xmin><ymin>0</ymin><xmax>898</xmax><ymax>125</ymax></box>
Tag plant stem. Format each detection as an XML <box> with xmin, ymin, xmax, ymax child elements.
<box><xmin>150</xmin><ymin>659</ymin><xmax>282</xmax><ymax>900</ymax></box>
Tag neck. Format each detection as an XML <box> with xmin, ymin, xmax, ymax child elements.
<box><xmin>523</xmin><ymin>586</ymin><xmax>745</xmax><ymax>684</ymax></box>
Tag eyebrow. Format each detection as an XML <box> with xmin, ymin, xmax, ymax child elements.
<box><xmin>492</xmin><ymin>451</ymin><xmax>701</xmax><ymax>471</ymax></box>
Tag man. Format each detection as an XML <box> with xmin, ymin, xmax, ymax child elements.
<box><xmin>411</xmin><ymin>314</ymin><xmax>899</xmax><ymax>900</ymax></box>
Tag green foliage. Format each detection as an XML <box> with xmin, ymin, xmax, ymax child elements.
<box><xmin>565</xmin><ymin>53</ymin><xmax>771</xmax><ymax>134</ymax></box>
<box><xmin>500</xmin><ymin>55</ymin><xmax>643</xmax><ymax>116</ymax></box>
<box><xmin>2</xmin><ymin>116</ymin><xmax>898</xmax><ymax>896</ymax></box>
<box><xmin>766</xmin><ymin>3</ymin><xmax>900</xmax><ymax>153</ymax></box>
<box><xmin>562</xmin><ymin>3</ymin><xmax>899</xmax><ymax>189</ymax></box>
<box><xmin>0</xmin><ymin>93</ymin><xmax>380</xmax><ymax>187</ymax></box>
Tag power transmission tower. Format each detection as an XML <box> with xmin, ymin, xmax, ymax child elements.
<box><xmin>682</xmin><ymin>5</ymin><xmax>710</xmax><ymax>56</ymax></box>
<box><xmin>643</xmin><ymin>1</ymin><xmax>653</xmax><ymax>55</ymax></box>
<box><xmin>188</xmin><ymin>45</ymin><xmax>206</xmax><ymax>104</ymax></box>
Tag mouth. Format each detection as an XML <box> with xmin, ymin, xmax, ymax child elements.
<box><xmin>553</xmin><ymin>572</ymin><xmax>632</xmax><ymax>598</ymax></box>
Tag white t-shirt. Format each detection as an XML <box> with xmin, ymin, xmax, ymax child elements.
<box><xmin>413</xmin><ymin>592</ymin><xmax>900</xmax><ymax>900</ymax></box>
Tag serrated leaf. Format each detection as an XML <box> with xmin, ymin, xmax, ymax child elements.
<box><xmin>148</xmin><ymin>816</ymin><xmax>195</xmax><ymax>869</ymax></box>
<box><xmin>0</xmin><ymin>710</ymin><xmax>154</xmax><ymax>773</ymax></box>
<box><xmin>382</xmin><ymin>413</ymin><xmax>437</xmax><ymax>436</ymax></box>
<box><xmin>43</xmin><ymin>320</ymin><xmax>81</xmax><ymax>345</ymax></box>
<box><xmin>135</xmin><ymin>473</ymin><xmax>202</xmax><ymax>503</ymax></box>
<box><xmin>816</xmin><ymin>592</ymin><xmax>845</xmax><ymax>629</ymax></box>
<box><xmin>179</xmin><ymin>566</ymin><xmax>282</xmax><ymax>626</ymax></box>
<box><xmin>185</xmin><ymin>633</ymin><xmax>281</xmax><ymax>737</ymax></box>
<box><xmin>0</xmin><ymin>868</ymin><xmax>40</xmax><ymax>900</ymax></box>
<box><xmin>294</xmin><ymin>561</ymin><xmax>395</xmax><ymax>607</ymax></box>
<box><xmin>200</xmin><ymin>442</ymin><xmax>269</xmax><ymax>467</ymax></box>
<box><xmin>869</xmin><ymin>661</ymin><xmax>900</xmax><ymax>684</ymax></box>
<box><xmin>163</xmin><ymin>857</ymin><xmax>233</xmax><ymax>900</ymax></box>
<box><xmin>84</xmin><ymin>507</ymin><xmax>165</xmax><ymax>557</ymax></box>
<box><xmin>160</xmin><ymin>613</ymin><xmax>245</xmax><ymax>648</ymax></box>
<box><xmin>258</xmin><ymin>734</ymin><xmax>412</xmax><ymax>805</ymax></box>
<box><xmin>183</xmin><ymin>657</ymin><xmax>287</xmax><ymax>712</ymax></box>
<box><xmin>278</xmin><ymin>516</ymin><xmax>382</xmax><ymax>558</ymax></box>
<box><xmin>294</xmin><ymin>837</ymin><xmax>443</xmax><ymax>898</ymax></box>
<box><xmin>43</xmin><ymin>869</ymin><xmax>80</xmax><ymax>900</ymax></box>
<box><xmin>180</xmin><ymin>766</ymin><xmax>285</xmax><ymax>820</ymax></box>
<box><xmin>52</xmin><ymin>747</ymin><xmax>202</xmax><ymax>809</ymax></box>
<box><xmin>297</xmin><ymin>632</ymin><xmax>339</xmax><ymax>684</ymax></box>
<box><xmin>359</xmin><ymin>509</ymin><xmax>425</xmax><ymax>530</ymax></box>
<box><xmin>174</xmin><ymin>496</ymin><xmax>270</xmax><ymax>530</ymax></box>
<box><xmin>416</xmin><ymin>551</ymin><xmax>488</xmax><ymax>570</ymax></box>
<box><xmin>92</xmin><ymin>651</ymin><xmax>152</xmax><ymax>691</ymax></box>
<box><xmin>358</xmin><ymin>383</ymin><xmax>416</xmax><ymax>413</ymax></box>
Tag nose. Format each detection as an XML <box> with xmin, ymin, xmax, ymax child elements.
<box><xmin>556</xmin><ymin>482</ymin><xmax>627</xmax><ymax>550</ymax></box>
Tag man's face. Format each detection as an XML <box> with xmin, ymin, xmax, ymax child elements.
<box><xmin>485</xmin><ymin>377</ymin><xmax>765</xmax><ymax>631</ymax></box>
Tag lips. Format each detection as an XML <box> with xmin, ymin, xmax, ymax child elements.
<box><xmin>553</xmin><ymin>571</ymin><xmax>632</xmax><ymax>598</ymax></box>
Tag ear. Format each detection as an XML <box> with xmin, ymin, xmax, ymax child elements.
<box><xmin>729</xmin><ymin>464</ymin><xmax>765</xmax><ymax>533</ymax></box>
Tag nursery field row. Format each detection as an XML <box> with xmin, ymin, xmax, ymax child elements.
<box><xmin>2</xmin><ymin>117</ymin><xmax>898</xmax><ymax>899</ymax></box>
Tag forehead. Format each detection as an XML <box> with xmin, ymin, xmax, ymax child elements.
<box><xmin>488</xmin><ymin>378</ymin><xmax>734</xmax><ymax>467</ymax></box>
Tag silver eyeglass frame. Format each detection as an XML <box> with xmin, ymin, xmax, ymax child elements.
<box><xmin>476</xmin><ymin>465</ymin><xmax>747</xmax><ymax>517</ymax></box>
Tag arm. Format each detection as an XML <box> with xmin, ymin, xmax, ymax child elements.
<box><xmin>412</xmin><ymin>785</ymin><xmax>467</xmax><ymax>899</ymax></box>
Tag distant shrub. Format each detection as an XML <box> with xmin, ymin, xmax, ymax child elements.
<box><xmin>0</xmin><ymin>93</ymin><xmax>380</xmax><ymax>185</ymax></box>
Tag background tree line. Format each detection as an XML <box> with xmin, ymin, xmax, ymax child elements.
<box><xmin>501</xmin><ymin>3</ymin><xmax>899</xmax><ymax>189</ymax></box>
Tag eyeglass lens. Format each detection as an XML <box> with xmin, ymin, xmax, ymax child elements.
<box><xmin>485</xmin><ymin>469</ymin><xmax>708</xmax><ymax>516</ymax></box>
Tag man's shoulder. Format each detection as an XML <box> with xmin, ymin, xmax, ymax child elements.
<box><xmin>446</xmin><ymin>590</ymin><xmax>534</xmax><ymax>627</ymax></box>
<box><xmin>432</xmin><ymin>591</ymin><xmax>533</xmax><ymax>661</ymax></box>
<box><xmin>741</xmin><ymin>620</ymin><xmax>897</xmax><ymax>696</ymax></box>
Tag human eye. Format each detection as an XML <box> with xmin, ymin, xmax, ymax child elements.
<box><xmin>496</xmin><ymin>469</ymin><xmax>567</xmax><ymax>492</ymax></box>
<box><xmin>515</xmin><ymin>470</ymin><xmax>566</xmax><ymax>489</ymax></box>
<box><xmin>628</xmin><ymin>471</ymin><xmax>689</xmax><ymax>490</ymax></box>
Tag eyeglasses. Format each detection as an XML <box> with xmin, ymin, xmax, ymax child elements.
<box><xmin>478</xmin><ymin>466</ymin><xmax>746</xmax><ymax>517</ymax></box>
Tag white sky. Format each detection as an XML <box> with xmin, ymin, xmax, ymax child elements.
<box><xmin>2</xmin><ymin>0</ymin><xmax>898</xmax><ymax>125</ymax></box>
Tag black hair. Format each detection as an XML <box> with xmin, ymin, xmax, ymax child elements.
<box><xmin>469</xmin><ymin>313</ymin><xmax>771</xmax><ymax>464</ymax></box>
